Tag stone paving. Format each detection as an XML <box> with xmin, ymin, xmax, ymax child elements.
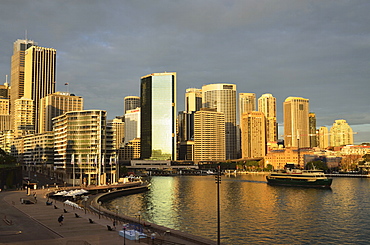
<box><xmin>0</xmin><ymin>189</ymin><xmax>218</xmax><ymax>245</ymax></box>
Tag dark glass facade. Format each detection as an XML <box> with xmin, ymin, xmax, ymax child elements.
<box><xmin>140</xmin><ymin>73</ymin><xmax>176</xmax><ymax>160</ymax></box>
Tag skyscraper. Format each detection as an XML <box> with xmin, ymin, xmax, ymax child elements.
<box><xmin>140</xmin><ymin>72</ymin><xmax>176</xmax><ymax>160</ymax></box>
<box><xmin>241</xmin><ymin>111</ymin><xmax>266</xmax><ymax>158</ymax></box>
<box><xmin>330</xmin><ymin>119</ymin><xmax>354</xmax><ymax>147</ymax></box>
<box><xmin>318</xmin><ymin>126</ymin><xmax>329</xmax><ymax>149</ymax></box>
<box><xmin>309</xmin><ymin>112</ymin><xmax>317</xmax><ymax>147</ymax></box>
<box><xmin>202</xmin><ymin>83</ymin><xmax>237</xmax><ymax>159</ymax></box>
<box><xmin>39</xmin><ymin>92</ymin><xmax>83</xmax><ymax>133</ymax></box>
<box><xmin>124</xmin><ymin>107</ymin><xmax>141</xmax><ymax>144</ymax></box>
<box><xmin>239</xmin><ymin>93</ymin><xmax>256</xmax><ymax>121</ymax></box>
<box><xmin>194</xmin><ymin>108</ymin><xmax>225</xmax><ymax>161</ymax></box>
<box><xmin>185</xmin><ymin>88</ymin><xmax>202</xmax><ymax>113</ymax></box>
<box><xmin>13</xmin><ymin>97</ymin><xmax>34</xmax><ymax>137</ymax></box>
<box><xmin>283</xmin><ymin>97</ymin><xmax>310</xmax><ymax>148</ymax></box>
<box><xmin>124</xmin><ymin>96</ymin><xmax>140</xmax><ymax>114</ymax></box>
<box><xmin>258</xmin><ymin>93</ymin><xmax>277</xmax><ymax>142</ymax></box>
<box><xmin>24</xmin><ymin>45</ymin><xmax>56</xmax><ymax>133</ymax></box>
<box><xmin>10</xmin><ymin>39</ymin><xmax>37</xmax><ymax>128</ymax></box>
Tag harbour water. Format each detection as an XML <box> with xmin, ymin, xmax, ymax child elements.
<box><xmin>104</xmin><ymin>174</ymin><xmax>370</xmax><ymax>244</ymax></box>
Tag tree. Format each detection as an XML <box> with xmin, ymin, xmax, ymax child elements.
<box><xmin>306</xmin><ymin>160</ymin><xmax>328</xmax><ymax>171</ymax></box>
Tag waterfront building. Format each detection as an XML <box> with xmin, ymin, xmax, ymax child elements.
<box><xmin>10</xmin><ymin>132</ymin><xmax>55</xmax><ymax>166</ymax></box>
<box><xmin>24</xmin><ymin>45</ymin><xmax>56</xmax><ymax>133</ymax></box>
<box><xmin>122</xmin><ymin>138</ymin><xmax>141</xmax><ymax>160</ymax></box>
<box><xmin>330</xmin><ymin>119</ymin><xmax>354</xmax><ymax>147</ymax></box>
<box><xmin>13</xmin><ymin>97</ymin><xmax>34</xmax><ymax>137</ymax></box>
<box><xmin>241</xmin><ymin>111</ymin><xmax>266</xmax><ymax>158</ymax></box>
<box><xmin>10</xmin><ymin>39</ymin><xmax>37</xmax><ymax>129</ymax></box>
<box><xmin>124</xmin><ymin>96</ymin><xmax>140</xmax><ymax>114</ymax></box>
<box><xmin>341</xmin><ymin>145</ymin><xmax>370</xmax><ymax>155</ymax></box>
<box><xmin>318</xmin><ymin>126</ymin><xmax>329</xmax><ymax>149</ymax></box>
<box><xmin>53</xmin><ymin>110</ymin><xmax>113</xmax><ymax>185</ymax></box>
<box><xmin>202</xmin><ymin>83</ymin><xmax>237</xmax><ymax>159</ymax></box>
<box><xmin>140</xmin><ymin>72</ymin><xmax>176</xmax><ymax>161</ymax></box>
<box><xmin>264</xmin><ymin>147</ymin><xmax>314</xmax><ymax>169</ymax></box>
<box><xmin>177</xmin><ymin>111</ymin><xmax>195</xmax><ymax>160</ymax></box>
<box><xmin>185</xmin><ymin>88</ymin><xmax>202</xmax><ymax>113</ymax></box>
<box><xmin>258</xmin><ymin>93</ymin><xmax>277</xmax><ymax>143</ymax></box>
<box><xmin>193</xmin><ymin>108</ymin><xmax>225</xmax><ymax>162</ymax></box>
<box><xmin>39</xmin><ymin>92</ymin><xmax>83</xmax><ymax>133</ymax></box>
<box><xmin>124</xmin><ymin>108</ymin><xmax>141</xmax><ymax>145</ymax></box>
<box><xmin>309</xmin><ymin>112</ymin><xmax>317</xmax><ymax>147</ymax></box>
<box><xmin>283</xmin><ymin>97</ymin><xmax>310</xmax><ymax>148</ymax></box>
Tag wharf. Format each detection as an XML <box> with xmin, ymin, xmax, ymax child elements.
<box><xmin>0</xmin><ymin>188</ymin><xmax>218</xmax><ymax>245</ymax></box>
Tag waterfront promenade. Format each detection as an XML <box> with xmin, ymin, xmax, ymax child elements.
<box><xmin>0</xmin><ymin>189</ymin><xmax>217</xmax><ymax>245</ymax></box>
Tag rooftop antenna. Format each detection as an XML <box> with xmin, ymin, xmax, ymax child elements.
<box><xmin>5</xmin><ymin>75</ymin><xmax>8</xmax><ymax>86</ymax></box>
<box><xmin>25</xmin><ymin>30</ymin><xmax>28</xmax><ymax>41</ymax></box>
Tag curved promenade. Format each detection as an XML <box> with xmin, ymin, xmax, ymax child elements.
<box><xmin>0</xmin><ymin>186</ymin><xmax>219</xmax><ymax>245</ymax></box>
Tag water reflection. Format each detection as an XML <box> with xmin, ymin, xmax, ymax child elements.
<box><xmin>105</xmin><ymin>175</ymin><xmax>370</xmax><ymax>244</ymax></box>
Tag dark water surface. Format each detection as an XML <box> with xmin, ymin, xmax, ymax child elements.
<box><xmin>104</xmin><ymin>174</ymin><xmax>370</xmax><ymax>244</ymax></box>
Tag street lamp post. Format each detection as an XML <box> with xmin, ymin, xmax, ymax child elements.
<box><xmin>98</xmin><ymin>201</ymin><xmax>102</xmax><ymax>219</ymax></box>
<box><xmin>123</xmin><ymin>226</ymin><xmax>126</xmax><ymax>245</ymax></box>
<box><xmin>115</xmin><ymin>206</ymin><xmax>118</xmax><ymax>226</ymax></box>
<box><xmin>215</xmin><ymin>165</ymin><xmax>221</xmax><ymax>245</ymax></box>
<box><xmin>83</xmin><ymin>195</ymin><xmax>89</xmax><ymax>214</ymax></box>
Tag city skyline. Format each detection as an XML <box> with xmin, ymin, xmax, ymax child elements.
<box><xmin>0</xmin><ymin>1</ymin><xmax>369</xmax><ymax>143</ymax></box>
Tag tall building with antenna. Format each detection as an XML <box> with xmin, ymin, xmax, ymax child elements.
<box><xmin>9</xmin><ymin>39</ymin><xmax>37</xmax><ymax>130</ymax></box>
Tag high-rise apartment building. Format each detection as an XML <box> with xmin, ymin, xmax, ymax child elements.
<box><xmin>13</xmin><ymin>97</ymin><xmax>34</xmax><ymax>137</ymax></box>
<box><xmin>0</xmin><ymin>98</ymin><xmax>11</xmax><ymax>131</ymax></box>
<box><xmin>39</xmin><ymin>92</ymin><xmax>83</xmax><ymax>133</ymax></box>
<box><xmin>24</xmin><ymin>45</ymin><xmax>56</xmax><ymax>133</ymax></box>
<box><xmin>185</xmin><ymin>88</ymin><xmax>202</xmax><ymax>113</ymax></box>
<box><xmin>202</xmin><ymin>83</ymin><xmax>237</xmax><ymax>159</ymax></box>
<box><xmin>309</xmin><ymin>112</ymin><xmax>317</xmax><ymax>147</ymax></box>
<box><xmin>241</xmin><ymin>111</ymin><xmax>266</xmax><ymax>158</ymax></box>
<box><xmin>124</xmin><ymin>96</ymin><xmax>140</xmax><ymax>114</ymax></box>
<box><xmin>239</xmin><ymin>93</ymin><xmax>256</xmax><ymax>120</ymax></box>
<box><xmin>258</xmin><ymin>93</ymin><xmax>277</xmax><ymax>142</ymax></box>
<box><xmin>53</xmin><ymin>110</ymin><xmax>112</xmax><ymax>185</ymax></box>
<box><xmin>283</xmin><ymin>97</ymin><xmax>310</xmax><ymax>148</ymax></box>
<box><xmin>330</xmin><ymin>119</ymin><xmax>354</xmax><ymax>147</ymax></box>
<box><xmin>318</xmin><ymin>126</ymin><xmax>329</xmax><ymax>149</ymax></box>
<box><xmin>124</xmin><ymin>107</ymin><xmax>141</xmax><ymax>145</ymax></box>
<box><xmin>140</xmin><ymin>72</ymin><xmax>176</xmax><ymax>160</ymax></box>
<box><xmin>194</xmin><ymin>108</ymin><xmax>225</xmax><ymax>161</ymax></box>
<box><xmin>10</xmin><ymin>39</ymin><xmax>37</xmax><ymax>128</ymax></box>
<box><xmin>109</xmin><ymin>117</ymin><xmax>125</xmax><ymax>149</ymax></box>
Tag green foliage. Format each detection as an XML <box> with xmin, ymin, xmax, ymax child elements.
<box><xmin>0</xmin><ymin>148</ymin><xmax>17</xmax><ymax>167</ymax></box>
<box><xmin>306</xmin><ymin>160</ymin><xmax>328</xmax><ymax>171</ymax></box>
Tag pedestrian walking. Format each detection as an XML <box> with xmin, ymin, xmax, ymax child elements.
<box><xmin>58</xmin><ymin>214</ymin><xmax>64</xmax><ymax>226</ymax></box>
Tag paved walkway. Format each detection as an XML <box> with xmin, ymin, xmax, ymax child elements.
<box><xmin>0</xmin><ymin>189</ymin><xmax>217</xmax><ymax>245</ymax></box>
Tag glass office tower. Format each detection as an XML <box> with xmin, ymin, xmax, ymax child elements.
<box><xmin>140</xmin><ymin>72</ymin><xmax>176</xmax><ymax>160</ymax></box>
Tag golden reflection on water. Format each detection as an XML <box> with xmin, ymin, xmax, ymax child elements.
<box><xmin>105</xmin><ymin>175</ymin><xmax>370</xmax><ymax>244</ymax></box>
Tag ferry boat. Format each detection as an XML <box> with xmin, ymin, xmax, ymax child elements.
<box><xmin>266</xmin><ymin>164</ymin><xmax>333</xmax><ymax>188</ymax></box>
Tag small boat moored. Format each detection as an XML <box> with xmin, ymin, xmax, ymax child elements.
<box><xmin>266</xmin><ymin>163</ymin><xmax>333</xmax><ymax>188</ymax></box>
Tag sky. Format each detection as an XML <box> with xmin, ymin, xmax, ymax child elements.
<box><xmin>0</xmin><ymin>0</ymin><xmax>369</xmax><ymax>143</ymax></box>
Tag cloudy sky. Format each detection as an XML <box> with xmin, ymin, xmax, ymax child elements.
<box><xmin>0</xmin><ymin>0</ymin><xmax>369</xmax><ymax>143</ymax></box>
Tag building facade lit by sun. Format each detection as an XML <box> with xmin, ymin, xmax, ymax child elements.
<box><xmin>140</xmin><ymin>72</ymin><xmax>176</xmax><ymax>160</ymax></box>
